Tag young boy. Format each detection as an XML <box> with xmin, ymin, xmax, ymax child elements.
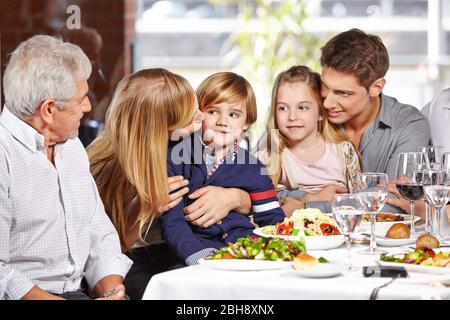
<box><xmin>161</xmin><ymin>72</ymin><xmax>285</xmax><ymax>266</ymax></box>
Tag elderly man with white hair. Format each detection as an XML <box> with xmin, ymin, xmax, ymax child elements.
<box><xmin>0</xmin><ymin>35</ymin><xmax>132</xmax><ymax>300</ymax></box>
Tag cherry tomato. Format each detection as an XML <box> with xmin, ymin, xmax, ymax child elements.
<box><xmin>417</xmin><ymin>247</ymin><xmax>436</xmax><ymax>258</ymax></box>
<box><xmin>222</xmin><ymin>253</ymin><xmax>234</xmax><ymax>259</ymax></box>
<box><xmin>275</xmin><ymin>222</ymin><xmax>293</xmax><ymax>235</ymax></box>
<box><xmin>320</xmin><ymin>223</ymin><xmax>340</xmax><ymax>236</ymax></box>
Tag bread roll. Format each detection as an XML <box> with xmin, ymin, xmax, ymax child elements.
<box><xmin>416</xmin><ymin>234</ymin><xmax>440</xmax><ymax>250</ymax></box>
<box><xmin>293</xmin><ymin>253</ymin><xmax>318</xmax><ymax>270</ymax></box>
<box><xmin>385</xmin><ymin>223</ymin><xmax>410</xmax><ymax>239</ymax></box>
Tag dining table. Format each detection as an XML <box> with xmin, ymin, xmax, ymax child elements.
<box><xmin>142</xmin><ymin>230</ymin><xmax>450</xmax><ymax>300</ymax></box>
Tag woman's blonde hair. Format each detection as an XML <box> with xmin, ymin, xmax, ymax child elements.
<box><xmin>87</xmin><ymin>68</ymin><xmax>197</xmax><ymax>250</ymax></box>
<box><xmin>197</xmin><ymin>71</ymin><xmax>257</xmax><ymax>126</ymax></box>
<box><xmin>260</xmin><ymin>65</ymin><xmax>357</xmax><ymax>186</ymax></box>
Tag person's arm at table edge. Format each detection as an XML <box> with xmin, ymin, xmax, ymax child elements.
<box><xmin>21</xmin><ymin>286</ymin><xmax>64</xmax><ymax>300</ymax></box>
<box><xmin>278</xmin><ymin>188</ymin><xmax>331</xmax><ymax>213</ymax></box>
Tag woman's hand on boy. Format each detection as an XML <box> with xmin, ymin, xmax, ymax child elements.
<box><xmin>184</xmin><ymin>186</ymin><xmax>241</xmax><ymax>228</ymax></box>
<box><xmin>158</xmin><ymin>176</ymin><xmax>189</xmax><ymax>214</ymax></box>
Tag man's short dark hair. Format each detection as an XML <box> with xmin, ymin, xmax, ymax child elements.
<box><xmin>320</xmin><ymin>28</ymin><xmax>389</xmax><ymax>91</ymax></box>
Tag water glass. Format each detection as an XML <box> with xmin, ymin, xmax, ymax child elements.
<box><xmin>417</xmin><ymin>145</ymin><xmax>442</xmax><ymax>169</ymax></box>
<box><xmin>332</xmin><ymin>194</ymin><xmax>365</xmax><ymax>271</ymax></box>
<box><xmin>357</xmin><ymin>173</ymin><xmax>388</xmax><ymax>255</ymax></box>
<box><xmin>424</xmin><ymin>185</ymin><xmax>450</xmax><ymax>239</ymax></box>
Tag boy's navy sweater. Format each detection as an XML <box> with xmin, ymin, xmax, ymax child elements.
<box><xmin>160</xmin><ymin>133</ymin><xmax>285</xmax><ymax>265</ymax></box>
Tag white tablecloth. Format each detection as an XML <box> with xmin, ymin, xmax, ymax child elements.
<box><xmin>143</xmin><ymin>244</ymin><xmax>450</xmax><ymax>300</ymax></box>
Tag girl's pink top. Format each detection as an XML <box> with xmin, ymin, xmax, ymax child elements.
<box><xmin>280</xmin><ymin>142</ymin><xmax>347</xmax><ymax>192</ymax></box>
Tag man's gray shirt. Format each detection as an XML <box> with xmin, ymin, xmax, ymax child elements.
<box><xmin>279</xmin><ymin>93</ymin><xmax>431</xmax><ymax>213</ymax></box>
<box><xmin>358</xmin><ymin>93</ymin><xmax>430</xmax><ymax>180</ymax></box>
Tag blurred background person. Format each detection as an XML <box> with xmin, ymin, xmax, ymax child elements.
<box><xmin>57</xmin><ymin>26</ymin><xmax>110</xmax><ymax>147</ymax></box>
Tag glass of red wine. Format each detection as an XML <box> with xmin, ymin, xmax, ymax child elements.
<box><xmin>395</xmin><ymin>152</ymin><xmax>429</xmax><ymax>235</ymax></box>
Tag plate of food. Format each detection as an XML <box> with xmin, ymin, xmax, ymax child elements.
<box><xmin>359</xmin><ymin>213</ymin><xmax>421</xmax><ymax>236</ymax></box>
<box><xmin>288</xmin><ymin>253</ymin><xmax>344</xmax><ymax>278</ymax></box>
<box><xmin>201</xmin><ymin>235</ymin><xmax>305</xmax><ymax>271</ymax></box>
<box><xmin>379</xmin><ymin>247</ymin><xmax>450</xmax><ymax>274</ymax></box>
<box><xmin>373</xmin><ymin>222</ymin><xmax>427</xmax><ymax>247</ymax></box>
<box><xmin>253</xmin><ymin>208</ymin><xmax>345</xmax><ymax>250</ymax></box>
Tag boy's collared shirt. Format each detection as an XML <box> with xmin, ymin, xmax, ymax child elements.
<box><xmin>163</xmin><ymin>132</ymin><xmax>285</xmax><ymax>265</ymax></box>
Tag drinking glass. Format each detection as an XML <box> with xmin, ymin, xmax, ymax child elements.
<box><xmin>332</xmin><ymin>194</ymin><xmax>365</xmax><ymax>271</ymax></box>
<box><xmin>443</xmin><ymin>152</ymin><xmax>450</xmax><ymax>172</ymax></box>
<box><xmin>417</xmin><ymin>145</ymin><xmax>443</xmax><ymax>169</ymax></box>
<box><xmin>356</xmin><ymin>173</ymin><xmax>388</xmax><ymax>255</ymax></box>
<box><xmin>424</xmin><ymin>185</ymin><xmax>450</xmax><ymax>239</ymax></box>
<box><xmin>395</xmin><ymin>152</ymin><xmax>428</xmax><ymax>235</ymax></box>
<box><xmin>420</xmin><ymin>169</ymin><xmax>444</xmax><ymax>233</ymax></box>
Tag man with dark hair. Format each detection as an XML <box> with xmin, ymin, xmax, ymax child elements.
<box><xmin>280</xmin><ymin>29</ymin><xmax>430</xmax><ymax>215</ymax></box>
<box><xmin>320</xmin><ymin>28</ymin><xmax>430</xmax><ymax>179</ymax></box>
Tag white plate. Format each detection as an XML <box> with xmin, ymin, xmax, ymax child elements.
<box><xmin>378</xmin><ymin>248</ymin><xmax>450</xmax><ymax>274</ymax></box>
<box><xmin>198</xmin><ymin>258</ymin><xmax>292</xmax><ymax>271</ymax></box>
<box><xmin>376</xmin><ymin>236</ymin><xmax>418</xmax><ymax>247</ymax></box>
<box><xmin>289</xmin><ymin>263</ymin><xmax>345</xmax><ymax>278</ymax></box>
<box><xmin>378</xmin><ymin>260</ymin><xmax>450</xmax><ymax>275</ymax></box>
<box><xmin>252</xmin><ymin>228</ymin><xmax>345</xmax><ymax>250</ymax></box>
<box><xmin>359</xmin><ymin>213</ymin><xmax>421</xmax><ymax>236</ymax></box>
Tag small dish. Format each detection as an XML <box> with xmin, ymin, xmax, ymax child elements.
<box><xmin>289</xmin><ymin>263</ymin><xmax>345</xmax><ymax>278</ymax></box>
<box><xmin>375</xmin><ymin>236</ymin><xmax>418</xmax><ymax>247</ymax></box>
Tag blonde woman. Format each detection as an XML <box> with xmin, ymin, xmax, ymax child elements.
<box><xmin>88</xmin><ymin>68</ymin><xmax>250</xmax><ymax>299</ymax></box>
<box><xmin>255</xmin><ymin>66</ymin><xmax>362</xmax><ymax>216</ymax></box>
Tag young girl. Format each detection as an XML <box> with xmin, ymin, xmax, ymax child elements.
<box><xmin>256</xmin><ymin>66</ymin><xmax>362</xmax><ymax>215</ymax></box>
<box><xmin>161</xmin><ymin>72</ymin><xmax>285</xmax><ymax>266</ymax></box>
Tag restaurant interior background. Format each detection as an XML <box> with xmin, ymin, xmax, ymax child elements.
<box><xmin>1</xmin><ymin>0</ymin><xmax>449</xmax><ymax>146</ymax></box>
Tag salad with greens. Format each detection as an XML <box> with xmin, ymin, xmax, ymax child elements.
<box><xmin>208</xmin><ymin>235</ymin><xmax>306</xmax><ymax>261</ymax></box>
<box><xmin>262</xmin><ymin>208</ymin><xmax>340</xmax><ymax>237</ymax></box>
<box><xmin>380</xmin><ymin>248</ymin><xmax>450</xmax><ymax>267</ymax></box>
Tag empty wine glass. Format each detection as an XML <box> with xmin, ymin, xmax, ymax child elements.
<box><xmin>395</xmin><ymin>152</ymin><xmax>428</xmax><ymax>235</ymax></box>
<box><xmin>443</xmin><ymin>152</ymin><xmax>450</xmax><ymax>172</ymax></box>
<box><xmin>332</xmin><ymin>194</ymin><xmax>365</xmax><ymax>271</ymax></box>
<box><xmin>357</xmin><ymin>173</ymin><xmax>388</xmax><ymax>255</ymax></box>
<box><xmin>417</xmin><ymin>145</ymin><xmax>443</xmax><ymax>169</ymax></box>
<box><xmin>420</xmin><ymin>169</ymin><xmax>444</xmax><ymax>233</ymax></box>
<box><xmin>424</xmin><ymin>185</ymin><xmax>450</xmax><ymax>239</ymax></box>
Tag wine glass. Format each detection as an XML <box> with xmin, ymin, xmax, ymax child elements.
<box><xmin>332</xmin><ymin>194</ymin><xmax>365</xmax><ymax>271</ymax></box>
<box><xmin>356</xmin><ymin>173</ymin><xmax>388</xmax><ymax>255</ymax></box>
<box><xmin>424</xmin><ymin>185</ymin><xmax>450</xmax><ymax>239</ymax></box>
<box><xmin>417</xmin><ymin>145</ymin><xmax>443</xmax><ymax>169</ymax></box>
<box><xmin>395</xmin><ymin>152</ymin><xmax>428</xmax><ymax>235</ymax></box>
<box><xmin>443</xmin><ymin>152</ymin><xmax>450</xmax><ymax>172</ymax></box>
<box><xmin>420</xmin><ymin>169</ymin><xmax>444</xmax><ymax>233</ymax></box>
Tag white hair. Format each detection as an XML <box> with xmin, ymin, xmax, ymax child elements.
<box><xmin>3</xmin><ymin>34</ymin><xmax>92</xmax><ymax>118</ymax></box>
